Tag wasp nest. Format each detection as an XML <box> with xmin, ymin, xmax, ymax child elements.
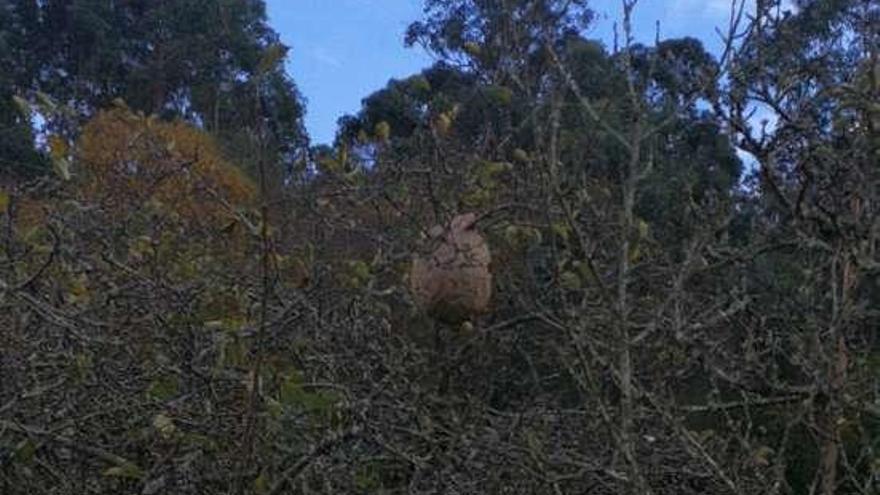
<box><xmin>410</xmin><ymin>213</ymin><xmax>492</xmax><ymax>324</ymax></box>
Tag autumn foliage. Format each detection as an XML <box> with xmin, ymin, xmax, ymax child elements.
<box><xmin>77</xmin><ymin>106</ymin><xmax>256</xmax><ymax>230</ymax></box>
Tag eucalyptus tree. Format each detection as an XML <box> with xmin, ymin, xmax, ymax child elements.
<box><xmin>0</xmin><ymin>0</ymin><xmax>307</xmax><ymax>181</ymax></box>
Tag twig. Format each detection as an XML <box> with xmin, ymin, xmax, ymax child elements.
<box><xmin>267</xmin><ymin>427</ymin><xmax>361</xmax><ymax>495</ymax></box>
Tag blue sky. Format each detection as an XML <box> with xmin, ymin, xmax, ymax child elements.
<box><xmin>266</xmin><ymin>0</ymin><xmax>761</xmax><ymax>145</ymax></box>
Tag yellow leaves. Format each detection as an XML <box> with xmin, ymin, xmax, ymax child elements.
<box><xmin>72</xmin><ymin>352</ymin><xmax>93</xmax><ymax>384</ymax></box>
<box><xmin>265</xmin><ymin>395</ymin><xmax>284</xmax><ymax>420</ymax></box>
<box><xmin>35</xmin><ymin>91</ymin><xmax>58</xmax><ymax>114</ymax></box>
<box><xmin>463</xmin><ymin>41</ymin><xmax>482</xmax><ymax>57</ymax></box>
<box><xmin>524</xmin><ymin>429</ymin><xmax>544</xmax><ymax>454</ymax></box>
<box><xmin>512</xmin><ymin>148</ymin><xmax>530</xmax><ymax>163</ymax></box>
<box><xmin>503</xmin><ymin>224</ymin><xmax>542</xmax><ymax>249</ymax></box>
<box><xmin>318</xmin><ymin>155</ymin><xmax>342</xmax><ymax>175</ymax></box>
<box><xmin>476</xmin><ymin>160</ymin><xmax>512</xmax><ymax>181</ymax></box>
<box><xmin>152</xmin><ymin>413</ymin><xmax>177</xmax><ymax>441</ymax></box>
<box><xmin>503</xmin><ymin>225</ymin><xmax>520</xmax><ymax>244</ymax></box>
<box><xmin>637</xmin><ymin>218</ymin><xmax>649</xmax><ymax>239</ymax></box>
<box><xmin>257</xmin><ymin>43</ymin><xmax>288</xmax><ymax>75</ymax></box>
<box><xmin>433</xmin><ymin>112</ymin><xmax>452</xmax><ymax>135</ymax></box>
<box><xmin>53</xmin><ymin>158</ymin><xmax>71</xmax><ymax>181</ymax></box>
<box><xmin>315</xmin><ymin>196</ymin><xmax>332</xmax><ymax>209</ymax></box>
<box><xmin>254</xmin><ymin>471</ymin><xmax>271</xmax><ymax>494</ymax></box>
<box><xmin>628</xmin><ymin>244</ymin><xmax>642</xmax><ymax>264</ymax></box>
<box><xmin>48</xmin><ymin>134</ymin><xmax>71</xmax><ymax>181</ymax></box>
<box><xmin>551</xmin><ymin>221</ymin><xmax>572</xmax><ymax>243</ymax></box>
<box><xmin>12</xmin><ymin>95</ymin><xmax>30</xmax><ymax>114</ymax></box>
<box><xmin>147</xmin><ymin>375</ymin><xmax>180</xmax><ymax>402</ymax></box>
<box><xmin>461</xmin><ymin>188</ymin><xmax>494</xmax><ymax>209</ymax></box>
<box><xmin>341</xmin><ymin>259</ymin><xmax>372</xmax><ymax>289</ymax></box>
<box><xmin>317</xmin><ymin>144</ymin><xmax>354</xmax><ymax>176</ymax></box>
<box><xmin>374</xmin><ymin>121</ymin><xmax>391</xmax><ymax>142</ymax></box>
<box><xmin>0</xmin><ymin>190</ymin><xmax>9</xmax><ymax>214</ymax></box>
<box><xmin>462</xmin><ymin>160</ymin><xmax>512</xmax><ymax>209</ymax></box>
<box><xmin>276</xmin><ymin>254</ymin><xmax>311</xmax><ymax>289</ymax></box>
<box><xmin>48</xmin><ymin>135</ymin><xmax>68</xmax><ymax>160</ymax></box>
<box><xmin>66</xmin><ymin>273</ymin><xmax>91</xmax><ymax>304</ymax></box>
<box><xmin>408</xmin><ymin>75</ymin><xmax>432</xmax><ymax>93</ymax></box>
<box><xmin>102</xmin><ymin>462</ymin><xmax>144</xmax><ymax>480</ymax></box>
<box><xmin>337</xmin><ymin>143</ymin><xmax>349</xmax><ymax>169</ymax></box>
<box><xmin>559</xmin><ymin>271</ymin><xmax>581</xmax><ymax>290</ymax></box>
<box><xmin>431</xmin><ymin>104</ymin><xmax>460</xmax><ymax>136</ymax></box>
<box><xmin>484</xmin><ymin>85</ymin><xmax>513</xmax><ymax>106</ymax></box>
<box><xmin>558</xmin><ymin>259</ymin><xmax>598</xmax><ymax>292</ymax></box>
<box><xmin>77</xmin><ymin>107</ymin><xmax>255</xmax><ymax>228</ymax></box>
<box><xmin>628</xmin><ymin>217</ymin><xmax>651</xmax><ymax>263</ymax></box>
<box><xmin>752</xmin><ymin>446</ymin><xmax>774</xmax><ymax>467</ymax></box>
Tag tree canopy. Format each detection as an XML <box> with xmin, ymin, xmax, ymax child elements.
<box><xmin>0</xmin><ymin>0</ymin><xmax>307</xmax><ymax>180</ymax></box>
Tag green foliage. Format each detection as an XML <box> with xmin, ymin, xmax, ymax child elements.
<box><xmin>0</xmin><ymin>3</ymin><xmax>48</xmax><ymax>178</ymax></box>
<box><xmin>71</xmin><ymin>352</ymin><xmax>94</xmax><ymax>384</ymax></box>
<box><xmin>0</xmin><ymin>93</ymin><xmax>49</xmax><ymax>178</ymax></box>
<box><xmin>503</xmin><ymin>224</ymin><xmax>542</xmax><ymax>250</ymax></box>
<box><xmin>102</xmin><ymin>462</ymin><xmax>145</xmax><ymax>480</ymax></box>
<box><xmin>406</xmin><ymin>0</ymin><xmax>593</xmax><ymax>75</ymax></box>
<box><xmin>0</xmin><ymin>0</ymin><xmax>308</xmax><ymax>183</ymax></box>
<box><xmin>337</xmin><ymin>62</ymin><xmax>479</xmax><ymax>145</ymax></box>
<box><xmin>253</xmin><ymin>470</ymin><xmax>271</xmax><ymax>494</ymax></box>
<box><xmin>13</xmin><ymin>439</ymin><xmax>36</xmax><ymax>465</ymax></box>
<box><xmin>277</xmin><ymin>370</ymin><xmax>341</xmax><ymax>424</ymax></box>
<box><xmin>152</xmin><ymin>413</ymin><xmax>178</xmax><ymax>441</ymax></box>
<box><xmin>146</xmin><ymin>375</ymin><xmax>181</xmax><ymax>402</ymax></box>
<box><xmin>341</xmin><ymin>259</ymin><xmax>373</xmax><ymax>289</ymax></box>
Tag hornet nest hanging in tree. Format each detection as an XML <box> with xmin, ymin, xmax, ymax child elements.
<box><xmin>410</xmin><ymin>213</ymin><xmax>492</xmax><ymax>325</ymax></box>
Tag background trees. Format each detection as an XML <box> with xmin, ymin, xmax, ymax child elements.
<box><xmin>1</xmin><ymin>0</ymin><xmax>878</xmax><ymax>494</ymax></box>
<box><xmin>0</xmin><ymin>0</ymin><xmax>308</xmax><ymax>183</ymax></box>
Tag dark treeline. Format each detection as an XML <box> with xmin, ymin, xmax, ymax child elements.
<box><xmin>0</xmin><ymin>0</ymin><xmax>878</xmax><ymax>494</ymax></box>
